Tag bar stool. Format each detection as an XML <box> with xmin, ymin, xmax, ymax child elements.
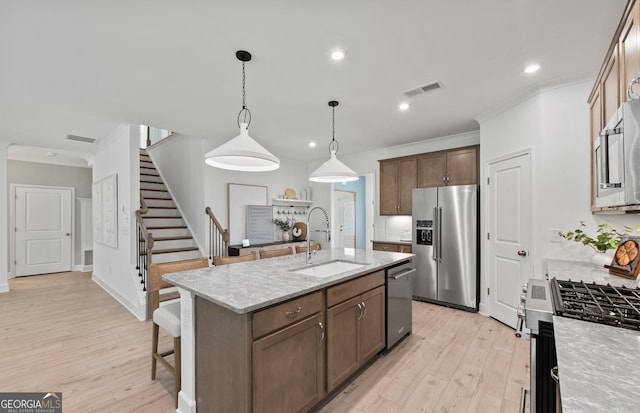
<box><xmin>259</xmin><ymin>247</ymin><xmax>294</xmax><ymax>259</ymax></box>
<box><xmin>150</xmin><ymin>257</ymin><xmax>209</xmax><ymax>407</ymax></box>
<box><xmin>213</xmin><ymin>251</ymin><xmax>258</xmax><ymax>266</ymax></box>
<box><xmin>295</xmin><ymin>243</ymin><xmax>321</xmax><ymax>254</ymax></box>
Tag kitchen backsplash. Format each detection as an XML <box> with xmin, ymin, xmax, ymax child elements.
<box><xmin>376</xmin><ymin>215</ymin><xmax>412</xmax><ymax>241</ymax></box>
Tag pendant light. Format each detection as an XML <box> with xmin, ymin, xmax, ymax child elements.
<box><xmin>205</xmin><ymin>50</ymin><xmax>280</xmax><ymax>171</ymax></box>
<box><xmin>309</xmin><ymin>101</ymin><xmax>359</xmax><ymax>182</ymax></box>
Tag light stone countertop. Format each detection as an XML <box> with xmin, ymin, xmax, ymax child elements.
<box><xmin>546</xmin><ymin>259</ymin><xmax>637</xmax><ymax>288</ymax></box>
<box><xmin>163</xmin><ymin>248</ymin><xmax>413</xmax><ymax>314</ymax></box>
<box><xmin>553</xmin><ymin>316</ymin><xmax>640</xmax><ymax>413</ymax></box>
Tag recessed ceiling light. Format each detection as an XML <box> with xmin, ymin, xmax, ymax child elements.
<box><xmin>399</xmin><ymin>102</ymin><xmax>410</xmax><ymax>111</ymax></box>
<box><xmin>331</xmin><ymin>49</ymin><xmax>345</xmax><ymax>61</ymax></box>
<box><xmin>524</xmin><ymin>64</ymin><xmax>540</xmax><ymax>74</ymax></box>
<box><xmin>309</xmin><ymin>142</ymin><xmax>316</xmax><ymax>148</ymax></box>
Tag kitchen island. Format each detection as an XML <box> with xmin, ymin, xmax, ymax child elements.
<box><xmin>163</xmin><ymin>248</ymin><xmax>413</xmax><ymax>413</ymax></box>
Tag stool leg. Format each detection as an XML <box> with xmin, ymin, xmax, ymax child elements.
<box><xmin>174</xmin><ymin>336</ymin><xmax>181</xmax><ymax>408</ymax></box>
<box><xmin>151</xmin><ymin>322</ymin><xmax>159</xmax><ymax>380</ymax></box>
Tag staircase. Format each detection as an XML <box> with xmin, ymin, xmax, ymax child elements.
<box><xmin>138</xmin><ymin>149</ymin><xmax>202</xmax><ymax>264</ymax></box>
<box><xmin>139</xmin><ymin>149</ymin><xmax>201</xmax><ymax>264</ymax></box>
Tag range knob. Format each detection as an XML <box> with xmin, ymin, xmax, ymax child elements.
<box><xmin>522</xmin><ymin>283</ymin><xmax>528</xmax><ymax>294</ymax></box>
<box><xmin>517</xmin><ymin>305</ymin><xmax>525</xmax><ymax>319</ymax></box>
<box><xmin>520</xmin><ymin>293</ymin><xmax>527</xmax><ymax>303</ymax></box>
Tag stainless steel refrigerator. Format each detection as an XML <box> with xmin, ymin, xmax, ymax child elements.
<box><xmin>412</xmin><ymin>185</ymin><xmax>479</xmax><ymax>310</ymax></box>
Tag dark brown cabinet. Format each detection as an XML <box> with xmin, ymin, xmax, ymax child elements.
<box><xmin>417</xmin><ymin>145</ymin><xmax>478</xmax><ymax>188</ymax></box>
<box><xmin>253</xmin><ymin>313</ymin><xmax>325</xmax><ymax>413</ymax></box>
<box><xmin>372</xmin><ymin>242</ymin><xmax>412</xmax><ymax>254</ymax></box>
<box><xmin>326</xmin><ymin>272</ymin><xmax>385</xmax><ymax>392</ymax></box>
<box><xmin>379</xmin><ymin>157</ymin><xmax>417</xmax><ymax>215</ymax></box>
<box><xmin>588</xmin><ymin>1</ymin><xmax>640</xmax><ymax>213</ymax></box>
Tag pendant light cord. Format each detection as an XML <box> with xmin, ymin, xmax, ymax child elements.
<box><xmin>329</xmin><ymin>104</ymin><xmax>339</xmax><ymax>154</ymax></box>
<box><xmin>238</xmin><ymin>60</ymin><xmax>252</xmax><ymax>127</ymax></box>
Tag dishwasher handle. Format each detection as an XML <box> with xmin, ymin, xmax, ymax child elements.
<box><xmin>389</xmin><ymin>268</ymin><xmax>416</xmax><ymax>280</ymax></box>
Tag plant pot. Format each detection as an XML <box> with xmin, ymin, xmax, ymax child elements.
<box><xmin>282</xmin><ymin>231</ymin><xmax>290</xmax><ymax>242</ymax></box>
<box><xmin>590</xmin><ymin>251</ymin><xmax>614</xmax><ymax>268</ymax></box>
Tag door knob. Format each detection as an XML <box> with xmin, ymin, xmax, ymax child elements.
<box><xmin>65</xmin><ymin>233</ymin><xmax>71</xmax><ymax>236</ymax></box>
<box><xmin>517</xmin><ymin>250</ymin><xmax>527</xmax><ymax>257</ymax></box>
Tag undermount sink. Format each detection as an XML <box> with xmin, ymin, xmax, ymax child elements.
<box><xmin>292</xmin><ymin>260</ymin><xmax>368</xmax><ymax>278</ymax></box>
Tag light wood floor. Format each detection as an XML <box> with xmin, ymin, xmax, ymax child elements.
<box><xmin>0</xmin><ymin>272</ymin><xmax>529</xmax><ymax>413</ymax></box>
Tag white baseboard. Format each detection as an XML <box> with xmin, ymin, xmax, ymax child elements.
<box><xmin>92</xmin><ymin>272</ymin><xmax>146</xmax><ymax>321</ymax></box>
<box><xmin>81</xmin><ymin>265</ymin><xmax>93</xmax><ymax>273</ymax></box>
<box><xmin>7</xmin><ymin>271</ymin><xmax>14</xmax><ymax>279</ymax></box>
<box><xmin>0</xmin><ymin>282</ymin><xmax>9</xmax><ymax>293</ymax></box>
<box><xmin>478</xmin><ymin>302</ymin><xmax>488</xmax><ymax>316</ymax></box>
<box><xmin>177</xmin><ymin>391</ymin><xmax>197</xmax><ymax>413</ymax></box>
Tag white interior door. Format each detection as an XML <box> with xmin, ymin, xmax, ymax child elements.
<box><xmin>15</xmin><ymin>186</ymin><xmax>73</xmax><ymax>276</ymax></box>
<box><xmin>488</xmin><ymin>152</ymin><xmax>531</xmax><ymax>327</ymax></box>
<box><xmin>334</xmin><ymin>190</ymin><xmax>356</xmax><ymax>249</ymax></box>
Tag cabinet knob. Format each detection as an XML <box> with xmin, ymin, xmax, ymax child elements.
<box><xmin>442</xmin><ymin>177</ymin><xmax>446</xmax><ymax>182</ymax></box>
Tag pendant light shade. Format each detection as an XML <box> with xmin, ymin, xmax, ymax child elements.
<box><xmin>205</xmin><ymin>50</ymin><xmax>280</xmax><ymax>172</ymax></box>
<box><xmin>204</xmin><ymin>122</ymin><xmax>280</xmax><ymax>171</ymax></box>
<box><xmin>309</xmin><ymin>101</ymin><xmax>358</xmax><ymax>183</ymax></box>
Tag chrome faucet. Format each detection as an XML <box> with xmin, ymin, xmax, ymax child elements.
<box><xmin>306</xmin><ymin>206</ymin><xmax>330</xmax><ymax>264</ymax></box>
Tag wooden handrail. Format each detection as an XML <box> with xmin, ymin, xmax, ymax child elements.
<box><xmin>205</xmin><ymin>207</ymin><xmax>230</xmax><ymax>243</ymax></box>
<box><xmin>205</xmin><ymin>206</ymin><xmax>230</xmax><ymax>263</ymax></box>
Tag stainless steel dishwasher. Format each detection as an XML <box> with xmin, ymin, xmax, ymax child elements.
<box><xmin>386</xmin><ymin>260</ymin><xmax>415</xmax><ymax>349</ymax></box>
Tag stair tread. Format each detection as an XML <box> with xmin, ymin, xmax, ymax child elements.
<box><xmin>143</xmin><ymin>197</ymin><xmax>174</xmax><ymax>200</ymax></box>
<box><xmin>146</xmin><ymin>206</ymin><xmax>177</xmax><ymax>209</ymax></box>
<box><xmin>143</xmin><ymin>216</ymin><xmax>183</xmax><ymax>219</ymax></box>
<box><xmin>142</xmin><ymin>246</ymin><xmax>200</xmax><ymax>255</ymax></box>
<box><xmin>141</xmin><ymin>188</ymin><xmax>168</xmax><ymax>192</ymax></box>
<box><xmin>140</xmin><ymin>180</ymin><xmax>164</xmax><ymax>184</ymax></box>
<box><xmin>146</xmin><ymin>225</ymin><xmax>187</xmax><ymax>229</ymax></box>
<box><xmin>154</xmin><ymin>236</ymin><xmax>193</xmax><ymax>241</ymax></box>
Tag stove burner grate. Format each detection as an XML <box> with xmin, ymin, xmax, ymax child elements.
<box><xmin>551</xmin><ymin>278</ymin><xmax>640</xmax><ymax>330</ymax></box>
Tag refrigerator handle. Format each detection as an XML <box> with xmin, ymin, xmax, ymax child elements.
<box><xmin>438</xmin><ymin>207</ymin><xmax>443</xmax><ymax>262</ymax></box>
<box><xmin>433</xmin><ymin>206</ymin><xmax>438</xmax><ymax>261</ymax></box>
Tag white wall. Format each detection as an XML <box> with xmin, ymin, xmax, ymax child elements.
<box><xmin>147</xmin><ymin>134</ymin><xmax>207</xmax><ymax>252</ymax></box>
<box><xmin>309</xmin><ymin>131</ymin><xmax>481</xmax><ymax>242</ymax></box>
<box><xmin>479</xmin><ymin>78</ymin><xmax>640</xmax><ymax>313</ymax></box>
<box><xmin>0</xmin><ymin>141</ymin><xmax>9</xmax><ymax>292</ymax></box>
<box><xmin>92</xmin><ymin>124</ymin><xmax>144</xmax><ymax>319</ymax></box>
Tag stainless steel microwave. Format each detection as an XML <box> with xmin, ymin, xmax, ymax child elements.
<box><xmin>594</xmin><ymin>100</ymin><xmax>640</xmax><ymax>208</ymax></box>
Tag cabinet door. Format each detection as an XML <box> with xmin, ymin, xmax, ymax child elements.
<box><xmin>397</xmin><ymin>157</ymin><xmax>417</xmax><ymax>215</ymax></box>
<box><xmin>398</xmin><ymin>244</ymin><xmax>412</xmax><ymax>254</ymax></box>
<box><xmin>326</xmin><ymin>296</ymin><xmax>361</xmax><ymax>391</ymax></box>
<box><xmin>620</xmin><ymin>3</ymin><xmax>640</xmax><ymax>103</ymax></box>
<box><xmin>358</xmin><ymin>286</ymin><xmax>386</xmax><ymax>363</ymax></box>
<box><xmin>379</xmin><ymin>160</ymin><xmax>399</xmax><ymax>215</ymax></box>
<box><xmin>253</xmin><ymin>313</ymin><xmax>325</xmax><ymax>413</ymax></box>
<box><xmin>590</xmin><ymin>89</ymin><xmax>603</xmax><ymax>211</ymax></box>
<box><xmin>417</xmin><ymin>151</ymin><xmax>446</xmax><ymax>188</ymax></box>
<box><xmin>372</xmin><ymin>242</ymin><xmax>400</xmax><ymax>252</ymax></box>
<box><xmin>602</xmin><ymin>46</ymin><xmax>620</xmax><ymax>123</ymax></box>
<box><xmin>446</xmin><ymin>146</ymin><xmax>478</xmax><ymax>186</ymax></box>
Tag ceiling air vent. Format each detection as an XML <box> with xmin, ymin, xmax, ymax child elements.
<box><xmin>404</xmin><ymin>81</ymin><xmax>444</xmax><ymax>97</ymax></box>
<box><xmin>66</xmin><ymin>134</ymin><xmax>96</xmax><ymax>143</ymax></box>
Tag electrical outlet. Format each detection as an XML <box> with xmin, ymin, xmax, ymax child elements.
<box><xmin>550</xmin><ymin>229</ymin><xmax>562</xmax><ymax>243</ymax></box>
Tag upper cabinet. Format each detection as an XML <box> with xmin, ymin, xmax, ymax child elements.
<box><xmin>379</xmin><ymin>157</ymin><xmax>417</xmax><ymax>215</ymax></box>
<box><xmin>379</xmin><ymin>145</ymin><xmax>479</xmax><ymax>216</ymax></box>
<box><xmin>620</xmin><ymin>2</ymin><xmax>640</xmax><ymax>104</ymax></box>
<box><xmin>588</xmin><ymin>1</ymin><xmax>640</xmax><ymax>213</ymax></box>
<box><xmin>417</xmin><ymin>145</ymin><xmax>479</xmax><ymax>188</ymax></box>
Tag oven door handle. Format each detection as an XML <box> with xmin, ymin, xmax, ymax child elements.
<box><xmin>389</xmin><ymin>268</ymin><xmax>416</xmax><ymax>280</ymax></box>
<box><xmin>519</xmin><ymin>387</ymin><xmax>528</xmax><ymax>413</ymax></box>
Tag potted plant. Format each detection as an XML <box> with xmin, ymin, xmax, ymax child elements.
<box><xmin>273</xmin><ymin>218</ymin><xmax>292</xmax><ymax>242</ymax></box>
<box><xmin>558</xmin><ymin>222</ymin><xmax>640</xmax><ymax>266</ymax></box>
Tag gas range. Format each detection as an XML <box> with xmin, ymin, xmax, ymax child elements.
<box><xmin>517</xmin><ymin>277</ymin><xmax>640</xmax><ymax>413</ymax></box>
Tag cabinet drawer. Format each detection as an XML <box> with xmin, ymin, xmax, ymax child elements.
<box><xmin>253</xmin><ymin>291</ymin><xmax>324</xmax><ymax>339</ymax></box>
<box><xmin>327</xmin><ymin>270</ymin><xmax>385</xmax><ymax>308</ymax></box>
<box><xmin>372</xmin><ymin>242</ymin><xmax>400</xmax><ymax>252</ymax></box>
